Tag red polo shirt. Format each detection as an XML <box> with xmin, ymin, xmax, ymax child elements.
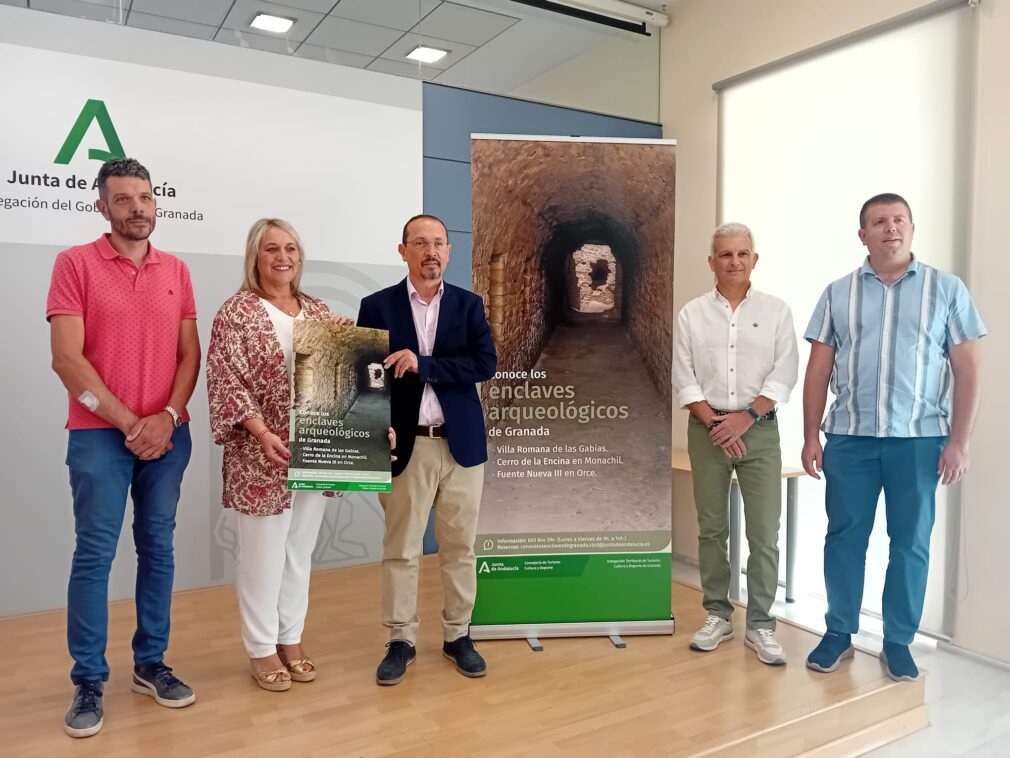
<box><xmin>46</xmin><ymin>234</ymin><xmax>197</xmax><ymax>430</ymax></box>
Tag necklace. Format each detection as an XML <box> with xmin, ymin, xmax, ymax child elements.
<box><xmin>267</xmin><ymin>297</ymin><xmax>299</xmax><ymax>316</ymax></box>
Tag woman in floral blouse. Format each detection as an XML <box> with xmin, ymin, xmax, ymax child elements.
<box><xmin>206</xmin><ymin>218</ymin><xmax>350</xmax><ymax>692</ymax></box>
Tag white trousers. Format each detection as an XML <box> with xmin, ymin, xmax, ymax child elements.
<box><xmin>234</xmin><ymin>492</ymin><xmax>328</xmax><ymax>659</ymax></box>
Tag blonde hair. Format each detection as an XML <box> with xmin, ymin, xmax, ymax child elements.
<box><xmin>240</xmin><ymin>218</ymin><xmax>305</xmax><ymax>298</ymax></box>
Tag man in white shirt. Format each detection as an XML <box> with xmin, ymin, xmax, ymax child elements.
<box><xmin>672</xmin><ymin>223</ymin><xmax>798</xmax><ymax>664</ymax></box>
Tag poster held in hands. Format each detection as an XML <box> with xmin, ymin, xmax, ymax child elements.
<box><xmin>287</xmin><ymin>321</ymin><xmax>392</xmax><ymax>492</ymax></box>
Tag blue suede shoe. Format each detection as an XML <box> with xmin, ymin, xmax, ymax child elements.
<box><xmin>880</xmin><ymin>641</ymin><xmax>919</xmax><ymax>682</ymax></box>
<box><xmin>806</xmin><ymin>631</ymin><xmax>855</xmax><ymax>673</ymax></box>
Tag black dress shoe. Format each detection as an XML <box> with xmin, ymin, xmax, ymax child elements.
<box><xmin>376</xmin><ymin>641</ymin><xmax>416</xmax><ymax>685</ymax></box>
<box><xmin>442</xmin><ymin>635</ymin><xmax>487</xmax><ymax>678</ymax></box>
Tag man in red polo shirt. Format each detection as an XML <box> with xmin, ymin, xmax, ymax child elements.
<box><xmin>47</xmin><ymin>158</ymin><xmax>201</xmax><ymax>738</ymax></box>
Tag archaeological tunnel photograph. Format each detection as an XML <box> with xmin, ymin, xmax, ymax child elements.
<box><xmin>472</xmin><ymin>137</ymin><xmax>675</xmax><ymax>535</ymax></box>
<box><xmin>290</xmin><ymin>322</ymin><xmax>391</xmax><ymax>468</ymax></box>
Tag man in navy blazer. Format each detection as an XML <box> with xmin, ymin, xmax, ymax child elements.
<box><xmin>357</xmin><ymin>214</ymin><xmax>496</xmax><ymax>686</ymax></box>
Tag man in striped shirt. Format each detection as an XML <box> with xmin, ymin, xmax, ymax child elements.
<box><xmin>801</xmin><ymin>193</ymin><xmax>985</xmax><ymax>682</ymax></box>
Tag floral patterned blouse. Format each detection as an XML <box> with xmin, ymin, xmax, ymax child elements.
<box><xmin>207</xmin><ymin>289</ymin><xmax>331</xmax><ymax>516</ymax></box>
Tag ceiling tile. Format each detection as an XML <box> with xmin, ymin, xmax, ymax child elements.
<box><xmin>128</xmin><ymin>11</ymin><xmax>216</xmax><ymax>40</ymax></box>
<box><xmin>366</xmin><ymin>57</ymin><xmax>440</xmax><ymax>81</ymax></box>
<box><xmin>380</xmin><ymin>32</ymin><xmax>474</xmax><ymax>71</ymax></box>
<box><xmin>215</xmin><ymin>27</ymin><xmax>299</xmax><ymax>55</ymax></box>
<box><xmin>304</xmin><ymin>16</ymin><xmax>404</xmax><ymax>57</ymax></box>
<box><xmin>30</xmin><ymin>0</ymin><xmax>129</xmax><ymax>23</ymax></box>
<box><xmin>267</xmin><ymin>0</ymin><xmax>336</xmax><ymax>12</ymax></box>
<box><xmin>412</xmin><ymin>2</ymin><xmax>516</xmax><ymax>46</ymax></box>
<box><xmin>434</xmin><ymin>16</ymin><xmax>605</xmax><ymax>94</ymax></box>
<box><xmin>220</xmin><ymin>0</ymin><xmax>324</xmax><ymax>43</ymax></box>
<box><xmin>129</xmin><ymin>0</ymin><xmax>232</xmax><ymax>27</ymax></box>
<box><xmin>294</xmin><ymin>43</ymin><xmax>373</xmax><ymax>68</ymax></box>
<box><xmin>329</xmin><ymin>0</ymin><xmax>440</xmax><ymax>32</ymax></box>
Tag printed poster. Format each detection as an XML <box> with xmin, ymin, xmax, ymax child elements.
<box><xmin>470</xmin><ymin>136</ymin><xmax>676</xmax><ymax>635</ymax></box>
<box><xmin>287</xmin><ymin>322</ymin><xmax>392</xmax><ymax>493</ymax></box>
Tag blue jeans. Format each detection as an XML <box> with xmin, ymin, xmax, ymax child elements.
<box><xmin>822</xmin><ymin>433</ymin><xmax>945</xmax><ymax>645</ymax></box>
<box><xmin>66</xmin><ymin>425</ymin><xmax>191</xmax><ymax>684</ymax></box>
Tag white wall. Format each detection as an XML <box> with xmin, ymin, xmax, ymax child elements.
<box><xmin>662</xmin><ymin>0</ymin><xmax>1010</xmax><ymax>663</ymax></box>
<box><xmin>0</xmin><ymin>5</ymin><xmax>421</xmax><ymax>615</ymax></box>
<box><xmin>957</xmin><ymin>0</ymin><xmax>1010</xmax><ymax>664</ymax></box>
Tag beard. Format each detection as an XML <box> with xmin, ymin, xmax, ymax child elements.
<box><xmin>421</xmin><ymin>260</ymin><xmax>442</xmax><ymax>281</ymax></box>
<box><xmin>113</xmin><ymin>214</ymin><xmax>156</xmax><ymax>241</ymax></box>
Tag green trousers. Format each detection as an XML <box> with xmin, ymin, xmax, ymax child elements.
<box><xmin>687</xmin><ymin>415</ymin><xmax>782</xmax><ymax>630</ymax></box>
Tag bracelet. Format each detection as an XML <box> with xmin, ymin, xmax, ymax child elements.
<box><xmin>255</xmin><ymin>427</ymin><xmax>272</xmax><ymax>441</ymax></box>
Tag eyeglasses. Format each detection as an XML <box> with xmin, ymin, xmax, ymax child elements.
<box><xmin>407</xmin><ymin>238</ymin><xmax>447</xmax><ymax>250</ymax></box>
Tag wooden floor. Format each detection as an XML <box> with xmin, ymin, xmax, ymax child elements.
<box><xmin>1</xmin><ymin>557</ymin><xmax>925</xmax><ymax>757</ymax></box>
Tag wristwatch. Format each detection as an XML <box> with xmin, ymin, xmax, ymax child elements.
<box><xmin>162</xmin><ymin>405</ymin><xmax>182</xmax><ymax>428</ymax></box>
<box><xmin>745</xmin><ymin>406</ymin><xmax>762</xmax><ymax>423</ymax></box>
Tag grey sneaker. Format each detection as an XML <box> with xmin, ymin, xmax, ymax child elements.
<box><xmin>65</xmin><ymin>682</ymin><xmax>103</xmax><ymax>738</ymax></box>
<box><xmin>690</xmin><ymin>615</ymin><xmax>734</xmax><ymax>651</ymax></box>
<box><xmin>132</xmin><ymin>662</ymin><xmax>196</xmax><ymax>708</ymax></box>
<box><xmin>745</xmin><ymin>628</ymin><xmax>787</xmax><ymax>665</ymax></box>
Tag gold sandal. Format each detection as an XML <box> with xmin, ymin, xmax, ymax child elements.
<box><xmin>277</xmin><ymin>649</ymin><xmax>316</xmax><ymax>682</ymax></box>
<box><xmin>285</xmin><ymin>658</ymin><xmax>316</xmax><ymax>682</ymax></box>
<box><xmin>251</xmin><ymin>668</ymin><xmax>291</xmax><ymax>692</ymax></box>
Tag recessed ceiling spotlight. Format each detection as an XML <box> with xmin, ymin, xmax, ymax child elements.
<box><xmin>405</xmin><ymin>45</ymin><xmax>449</xmax><ymax>64</ymax></box>
<box><xmin>250</xmin><ymin>13</ymin><xmax>295</xmax><ymax>34</ymax></box>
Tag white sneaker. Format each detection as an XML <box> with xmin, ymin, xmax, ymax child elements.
<box><xmin>690</xmin><ymin>615</ymin><xmax>734</xmax><ymax>651</ymax></box>
<box><xmin>745</xmin><ymin>628</ymin><xmax>787</xmax><ymax>665</ymax></box>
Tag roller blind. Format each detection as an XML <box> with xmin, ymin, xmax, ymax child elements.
<box><xmin>718</xmin><ymin>5</ymin><xmax>972</xmax><ymax>637</ymax></box>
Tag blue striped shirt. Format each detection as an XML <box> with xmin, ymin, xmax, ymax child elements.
<box><xmin>805</xmin><ymin>257</ymin><xmax>986</xmax><ymax>438</ymax></box>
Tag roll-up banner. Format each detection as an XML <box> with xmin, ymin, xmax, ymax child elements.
<box><xmin>470</xmin><ymin>136</ymin><xmax>676</xmax><ymax>639</ymax></box>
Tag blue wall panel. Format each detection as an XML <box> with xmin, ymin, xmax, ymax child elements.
<box><xmin>423</xmin><ymin>84</ymin><xmax>662</xmax><ymax>164</ymax></box>
<box><xmin>423</xmin><ymin>156</ymin><xmax>473</xmax><ymax>234</ymax></box>
<box><xmin>443</xmin><ymin>230</ymin><xmax>472</xmax><ymax>290</ymax></box>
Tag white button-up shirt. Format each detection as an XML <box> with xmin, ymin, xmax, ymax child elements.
<box><xmin>672</xmin><ymin>287</ymin><xmax>798</xmax><ymax>411</ymax></box>
<box><xmin>407</xmin><ymin>278</ymin><xmax>445</xmax><ymax>425</ymax></box>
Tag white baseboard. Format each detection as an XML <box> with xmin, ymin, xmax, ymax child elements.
<box><xmin>671</xmin><ymin>551</ymin><xmax>698</xmax><ymax>567</ymax></box>
<box><xmin>938</xmin><ymin>640</ymin><xmax>1010</xmax><ymax>670</ymax></box>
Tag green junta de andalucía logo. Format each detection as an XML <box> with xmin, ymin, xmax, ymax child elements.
<box><xmin>53</xmin><ymin>99</ymin><xmax>126</xmax><ymax>165</ymax></box>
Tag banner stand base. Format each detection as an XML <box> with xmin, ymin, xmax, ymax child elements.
<box><xmin>471</xmin><ymin>618</ymin><xmax>674</xmax><ymax>641</ymax></box>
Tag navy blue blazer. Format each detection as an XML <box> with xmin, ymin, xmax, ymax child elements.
<box><xmin>357</xmin><ymin>279</ymin><xmax>497</xmax><ymax>477</ymax></box>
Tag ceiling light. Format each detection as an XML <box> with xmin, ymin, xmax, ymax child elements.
<box><xmin>250</xmin><ymin>13</ymin><xmax>295</xmax><ymax>34</ymax></box>
<box><xmin>405</xmin><ymin>45</ymin><xmax>449</xmax><ymax>64</ymax></box>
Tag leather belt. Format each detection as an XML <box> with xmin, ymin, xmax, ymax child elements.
<box><xmin>417</xmin><ymin>424</ymin><xmax>447</xmax><ymax>439</ymax></box>
<box><xmin>712</xmin><ymin>408</ymin><xmax>776</xmax><ymax>422</ymax></box>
